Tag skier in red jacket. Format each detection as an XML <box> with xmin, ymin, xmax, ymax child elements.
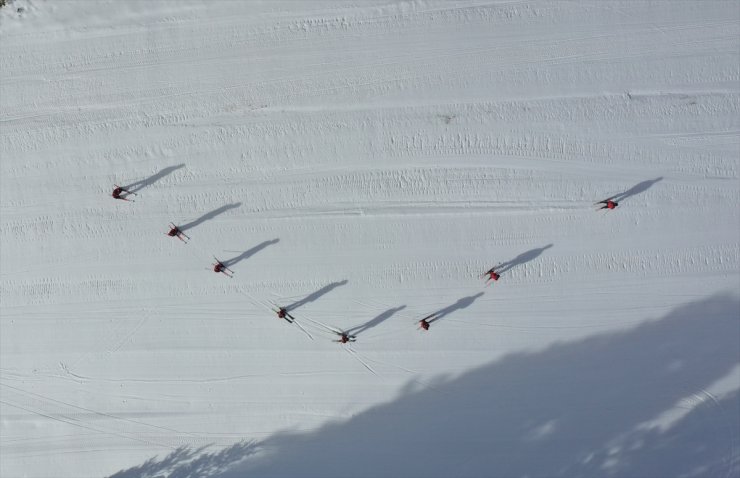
<box><xmin>275</xmin><ymin>307</ymin><xmax>295</xmax><ymax>323</ymax></box>
<box><xmin>212</xmin><ymin>258</ymin><xmax>233</xmax><ymax>277</ymax></box>
<box><xmin>166</xmin><ymin>224</ymin><xmax>189</xmax><ymax>243</ymax></box>
<box><xmin>335</xmin><ymin>333</ymin><xmax>356</xmax><ymax>344</ymax></box>
<box><xmin>112</xmin><ymin>185</ymin><xmax>133</xmax><ymax>201</ymax></box>
<box><xmin>484</xmin><ymin>267</ymin><xmax>500</xmax><ymax>283</ymax></box>
<box><xmin>598</xmin><ymin>199</ymin><xmax>618</xmax><ymax>210</ymax></box>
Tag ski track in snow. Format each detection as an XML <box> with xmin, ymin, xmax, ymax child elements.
<box><xmin>1</xmin><ymin>1</ymin><xmax>738</xmax><ymax>477</ymax></box>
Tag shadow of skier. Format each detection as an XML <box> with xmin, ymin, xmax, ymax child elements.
<box><xmin>124</xmin><ymin>164</ymin><xmax>185</xmax><ymax>193</ymax></box>
<box><xmin>222</xmin><ymin>239</ymin><xmax>280</xmax><ymax>269</ymax></box>
<box><xmin>346</xmin><ymin>306</ymin><xmax>406</xmax><ymax>337</ymax></box>
<box><xmin>607</xmin><ymin>177</ymin><xmax>663</xmax><ymax>203</ymax></box>
<box><xmin>496</xmin><ymin>244</ymin><xmax>553</xmax><ymax>275</ymax></box>
<box><xmin>180</xmin><ymin>203</ymin><xmax>242</xmax><ymax>232</ymax></box>
<box><xmin>427</xmin><ymin>293</ymin><xmax>484</xmax><ymax>324</ymax></box>
<box><xmin>286</xmin><ymin>280</ymin><xmax>348</xmax><ymax>312</ymax></box>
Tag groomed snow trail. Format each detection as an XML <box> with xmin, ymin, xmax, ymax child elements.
<box><xmin>1</xmin><ymin>1</ymin><xmax>738</xmax><ymax>477</ymax></box>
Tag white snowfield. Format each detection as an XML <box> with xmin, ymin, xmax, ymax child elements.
<box><xmin>1</xmin><ymin>0</ymin><xmax>739</xmax><ymax>477</ymax></box>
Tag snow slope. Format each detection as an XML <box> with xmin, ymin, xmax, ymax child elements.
<box><xmin>1</xmin><ymin>1</ymin><xmax>738</xmax><ymax>477</ymax></box>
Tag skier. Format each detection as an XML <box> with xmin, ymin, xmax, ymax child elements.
<box><xmin>418</xmin><ymin>312</ymin><xmax>437</xmax><ymax>330</ymax></box>
<box><xmin>484</xmin><ymin>268</ymin><xmax>500</xmax><ymax>283</ymax></box>
<box><xmin>167</xmin><ymin>225</ymin><xmax>179</xmax><ymax>237</ymax></box>
<box><xmin>112</xmin><ymin>185</ymin><xmax>132</xmax><ymax>201</ymax></box>
<box><xmin>165</xmin><ymin>224</ymin><xmax>189</xmax><ymax>243</ymax></box>
<box><xmin>597</xmin><ymin>199</ymin><xmax>618</xmax><ymax>210</ymax></box>
<box><xmin>335</xmin><ymin>333</ymin><xmax>356</xmax><ymax>344</ymax></box>
<box><xmin>275</xmin><ymin>307</ymin><xmax>295</xmax><ymax>323</ymax></box>
<box><xmin>212</xmin><ymin>257</ymin><xmax>233</xmax><ymax>277</ymax></box>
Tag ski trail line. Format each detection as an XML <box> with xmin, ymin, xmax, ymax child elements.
<box><xmin>0</xmin><ymin>382</ymin><xmax>198</xmax><ymax>439</ymax></box>
<box><xmin>344</xmin><ymin>348</ymin><xmax>379</xmax><ymax>377</ymax></box>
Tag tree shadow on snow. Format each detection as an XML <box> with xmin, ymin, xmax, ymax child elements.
<box><xmin>180</xmin><ymin>203</ymin><xmax>242</xmax><ymax>232</ymax></box>
<box><xmin>286</xmin><ymin>280</ymin><xmax>348</xmax><ymax>312</ymax></box>
<box><xmin>495</xmin><ymin>244</ymin><xmax>553</xmax><ymax>275</ymax></box>
<box><xmin>346</xmin><ymin>306</ymin><xmax>406</xmax><ymax>337</ymax></box>
<box><xmin>108</xmin><ymin>441</ymin><xmax>258</xmax><ymax>478</ymax></box>
<box><xmin>124</xmin><ymin>164</ymin><xmax>185</xmax><ymax>193</ymax></box>
<box><xmin>222</xmin><ymin>239</ymin><xmax>280</xmax><ymax>269</ymax></box>
<box><xmin>109</xmin><ymin>294</ymin><xmax>740</xmax><ymax>478</ymax></box>
<box><xmin>606</xmin><ymin>177</ymin><xmax>663</xmax><ymax>203</ymax></box>
<box><xmin>427</xmin><ymin>293</ymin><xmax>484</xmax><ymax>324</ymax></box>
<box><xmin>236</xmin><ymin>294</ymin><xmax>740</xmax><ymax>477</ymax></box>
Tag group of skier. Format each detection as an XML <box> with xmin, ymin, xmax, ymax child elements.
<box><xmin>113</xmin><ymin>184</ymin><xmax>620</xmax><ymax>341</ymax></box>
<box><xmin>273</xmin><ymin>305</ymin><xmax>356</xmax><ymax>343</ymax></box>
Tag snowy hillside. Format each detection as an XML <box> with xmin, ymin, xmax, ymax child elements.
<box><xmin>1</xmin><ymin>1</ymin><xmax>738</xmax><ymax>477</ymax></box>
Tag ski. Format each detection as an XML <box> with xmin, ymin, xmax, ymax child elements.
<box><xmin>302</xmin><ymin>316</ymin><xmax>343</xmax><ymax>335</ymax></box>
<box><xmin>595</xmin><ymin>196</ymin><xmax>618</xmax><ymax>205</ymax></box>
<box><xmin>165</xmin><ymin>232</ymin><xmax>187</xmax><ymax>243</ymax></box>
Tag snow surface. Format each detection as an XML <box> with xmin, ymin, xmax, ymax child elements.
<box><xmin>1</xmin><ymin>1</ymin><xmax>739</xmax><ymax>477</ymax></box>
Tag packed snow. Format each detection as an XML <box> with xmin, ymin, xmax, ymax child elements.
<box><xmin>1</xmin><ymin>1</ymin><xmax>738</xmax><ymax>477</ymax></box>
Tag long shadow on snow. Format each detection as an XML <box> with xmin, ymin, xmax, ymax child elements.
<box><xmin>346</xmin><ymin>306</ymin><xmax>406</xmax><ymax>337</ymax></box>
<box><xmin>108</xmin><ymin>294</ymin><xmax>740</xmax><ymax>478</ymax></box>
<box><xmin>233</xmin><ymin>293</ymin><xmax>740</xmax><ymax>477</ymax></box>
<box><xmin>496</xmin><ymin>243</ymin><xmax>553</xmax><ymax>275</ymax></box>
<box><xmin>286</xmin><ymin>280</ymin><xmax>348</xmax><ymax>312</ymax></box>
<box><xmin>427</xmin><ymin>292</ymin><xmax>484</xmax><ymax>324</ymax></box>
<box><xmin>124</xmin><ymin>164</ymin><xmax>185</xmax><ymax>193</ymax></box>
<box><xmin>180</xmin><ymin>203</ymin><xmax>242</xmax><ymax>232</ymax></box>
<box><xmin>108</xmin><ymin>441</ymin><xmax>258</xmax><ymax>478</ymax></box>
<box><xmin>606</xmin><ymin>177</ymin><xmax>663</xmax><ymax>203</ymax></box>
<box><xmin>222</xmin><ymin>239</ymin><xmax>280</xmax><ymax>269</ymax></box>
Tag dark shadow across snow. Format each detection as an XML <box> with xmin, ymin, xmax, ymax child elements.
<box><xmin>606</xmin><ymin>177</ymin><xmax>663</xmax><ymax>204</ymax></box>
<box><xmin>346</xmin><ymin>306</ymin><xmax>406</xmax><ymax>337</ymax></box>
<box><xmin>108</xmin><ymin>441</ymin><xmax>258</xmax><ymax>478</ymax></box>
<box><xmin>427</xmin><ymin>292</ymin><xmax>484</xmax><ymax>324</ymax></box>
<box><xmin>179</xmin><ymin>203</ymin><xmax>242</xmax><ymax>232</ymax></box>
<box><xmin>496</xmin><ymin>244</ymin><xmax>553</xmax><ymax>275</ymax></box>
<box><xmin>222</xmin><ymin>239</ymin><xmax>280</xmax><ymax>269</ymax></box>
<box><xmin>108</xmin><ymin>294</ymin><xmax>740</xmax><ymax>478</ymax></box>
<box><xmin>285</xmin><ymin>280</ymin><xmax>348</xmax><ymax>312</ymax></box>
